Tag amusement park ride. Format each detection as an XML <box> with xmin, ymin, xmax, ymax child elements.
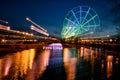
<box><xmin>61</xmin><ymin>6</ymin><xmax>100</xmax><ymax>39</ymax></box>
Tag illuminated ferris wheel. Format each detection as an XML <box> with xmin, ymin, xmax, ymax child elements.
<box><xmin>61</xmin><ymin>6</ymin><xmax>100</xmax><ymax>38</ymax></box>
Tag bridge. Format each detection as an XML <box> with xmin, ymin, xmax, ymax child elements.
<box><xmin>0</xmin><ymin>19</ymin><xmax>60</xmax><ymax>52</ymax></box>
<box><xmin>0</xmin><ymin>11</ymin><xmax>120</xmax><ymax>52</ymax></box>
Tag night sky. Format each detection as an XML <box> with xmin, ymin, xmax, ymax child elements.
<box><xmin>0</xmin><ymin>0</ymin><xmax>120</xmax><ymax>38</ymax></box>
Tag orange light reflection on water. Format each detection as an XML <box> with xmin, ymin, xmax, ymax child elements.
<box><xmin>106</xmin><ymin>55</ymin><xmax>113</xmax><ymax>78</ymax></box>
<box><xmin>4</xmin><ymin>55</ymin><xmax>12</xmax><ymax>76</ymax></box>
<box><xmin>0</xmin><ymin>49</ymin><xmax>36</xmax><ymax>80</ymax></box>
<box><xmin>26</xmin><ymin>49</ymin><xmax>51</xmax><ymax>80</ymax></box>
<box><xmin>63</xmin><ymin>48</ymin><xmax>77</xmax><ymax>80</ymax></box>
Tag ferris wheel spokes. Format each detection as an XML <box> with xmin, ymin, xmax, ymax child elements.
<box><xmin>79</xmin><ymin>6</ymin><xmax>82</xmax><ymax>24</ymax></box>
<box><xmin>71</xmin><ymin>10</ymin><xmax>79</xmax><ymax>24</ymax></box>
<box><xmin>65</xmin><ymin>18</ymin><xmax>78</xmax><ymax>25</ymax></box>
<box><xmin>81</xmin><ymin>14</ymin><xmax>98</xmax><ymax>28</ymax></box>
<box><xmin>62</xmin><ymin>6</ymin><xmax>100</xmax><ymax>38</ymax></box>
<box><xmin>81</xmin><ymin>7</ymin><xmax>90</xmax><ymax>25</ymax></box>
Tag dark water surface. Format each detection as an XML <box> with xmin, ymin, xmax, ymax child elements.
<box><xmin>0</xmin><ymin>45</ymin><xmax>120</xmax><ymax>80</ymax></box>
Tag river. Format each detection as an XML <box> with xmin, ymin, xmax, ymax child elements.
<box><xmin>0</xmin><ymin>44</ymin><xmax>120</xmax><ymax>80</ymax></box>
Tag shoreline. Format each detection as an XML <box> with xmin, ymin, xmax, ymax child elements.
<box><xmin>0</xmin><ymin>43</ymin><xmax>48</xmax><ymax>55</ymax></box>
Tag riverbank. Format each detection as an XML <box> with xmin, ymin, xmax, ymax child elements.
<box><xmin>0</xmin><ymin>43</ymin><xmax>48</xmax><ymax>55</ymax></box>
<box><xmin>62</xmin><ymin>43</ymin><xmax>120</xmax><ymax>51</ymax></box>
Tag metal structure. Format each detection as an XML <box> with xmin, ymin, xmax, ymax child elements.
<box><xmin>61</xmin><ymin>6</ymin><xmax>100</xmax><ymax>39</ymax></box>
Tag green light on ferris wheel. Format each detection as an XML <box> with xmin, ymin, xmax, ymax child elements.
<box><xmin>61</xmin><ymin>6</ymin><xmax>100</xmax><ymax>39</ymax></box>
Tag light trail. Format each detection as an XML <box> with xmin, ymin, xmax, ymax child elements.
<box><xmin>0</xmin><ymin>25</ymin><xmax>10</xmax><ymax>30</ymax></box>
<box><xmin>0</xmin><ymin>20</ymin><xmax>8</xmax><ymax>24</ymax></box>
<box><xmin>30</xmin><ymin>25</ymin><xmax>49</xmax><ymax>36</ymax></box>
<box><xmin>26</xmin><ymin>17</ymin><xmax>47</xmax><ymax>32</ymax></box>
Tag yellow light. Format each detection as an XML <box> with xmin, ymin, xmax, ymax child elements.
<box><xmin>110</xmin><ymin>39</ymin><xmax>112</xmax><ymax>42</ymax></box>
<box><xmin>2</xmin><ymin>39</ymin><xmax>5</xmax><ymax>43</ymax></box>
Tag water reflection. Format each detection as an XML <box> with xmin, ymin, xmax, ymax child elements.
<box><xmin>63</xmin><ymin>48</ymin><xmax>77</xmax><ymax>80</ymax></box>
<box><xmin>0</xmin><ymin>49</ymin><xmax>36</xmax><ymax>80</ymax></box>
<box><xmin>49</xmin><ymin>48</ymin><xmax>63</xmax><ymax>68</ymax></box>
<box><xmin>63</xmin><ymin>46</ymin><xmax>119</xmax><ymax>80</ymax></box>
<box><xmin>77</xmin><ymin>47</ymin><xmax>93</xmax><ymax>80</ymax></box>
<box><xmin>26</xmin><ymin>50</ymin><xmax>51</xmax><ymax>80</ymax></box>
<box><xmin>0</xmin><ymin>45</ymin><xmax>120</xmax><ymax>80</ymax></box>
<box><xmin>106</xmin><ymin>55</ymin><xmax>113</xmax><ymax>78</ymax></box>
<box><xmin>3</xmin><ymin>55</ymin><xmax>12</xmax><ymax>76</ymax></box>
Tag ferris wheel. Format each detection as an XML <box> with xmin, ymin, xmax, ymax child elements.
<box><xmin>61</xmin><ymin>6</ymin><xmax>100</xmax><ymax>38</ymax></box>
